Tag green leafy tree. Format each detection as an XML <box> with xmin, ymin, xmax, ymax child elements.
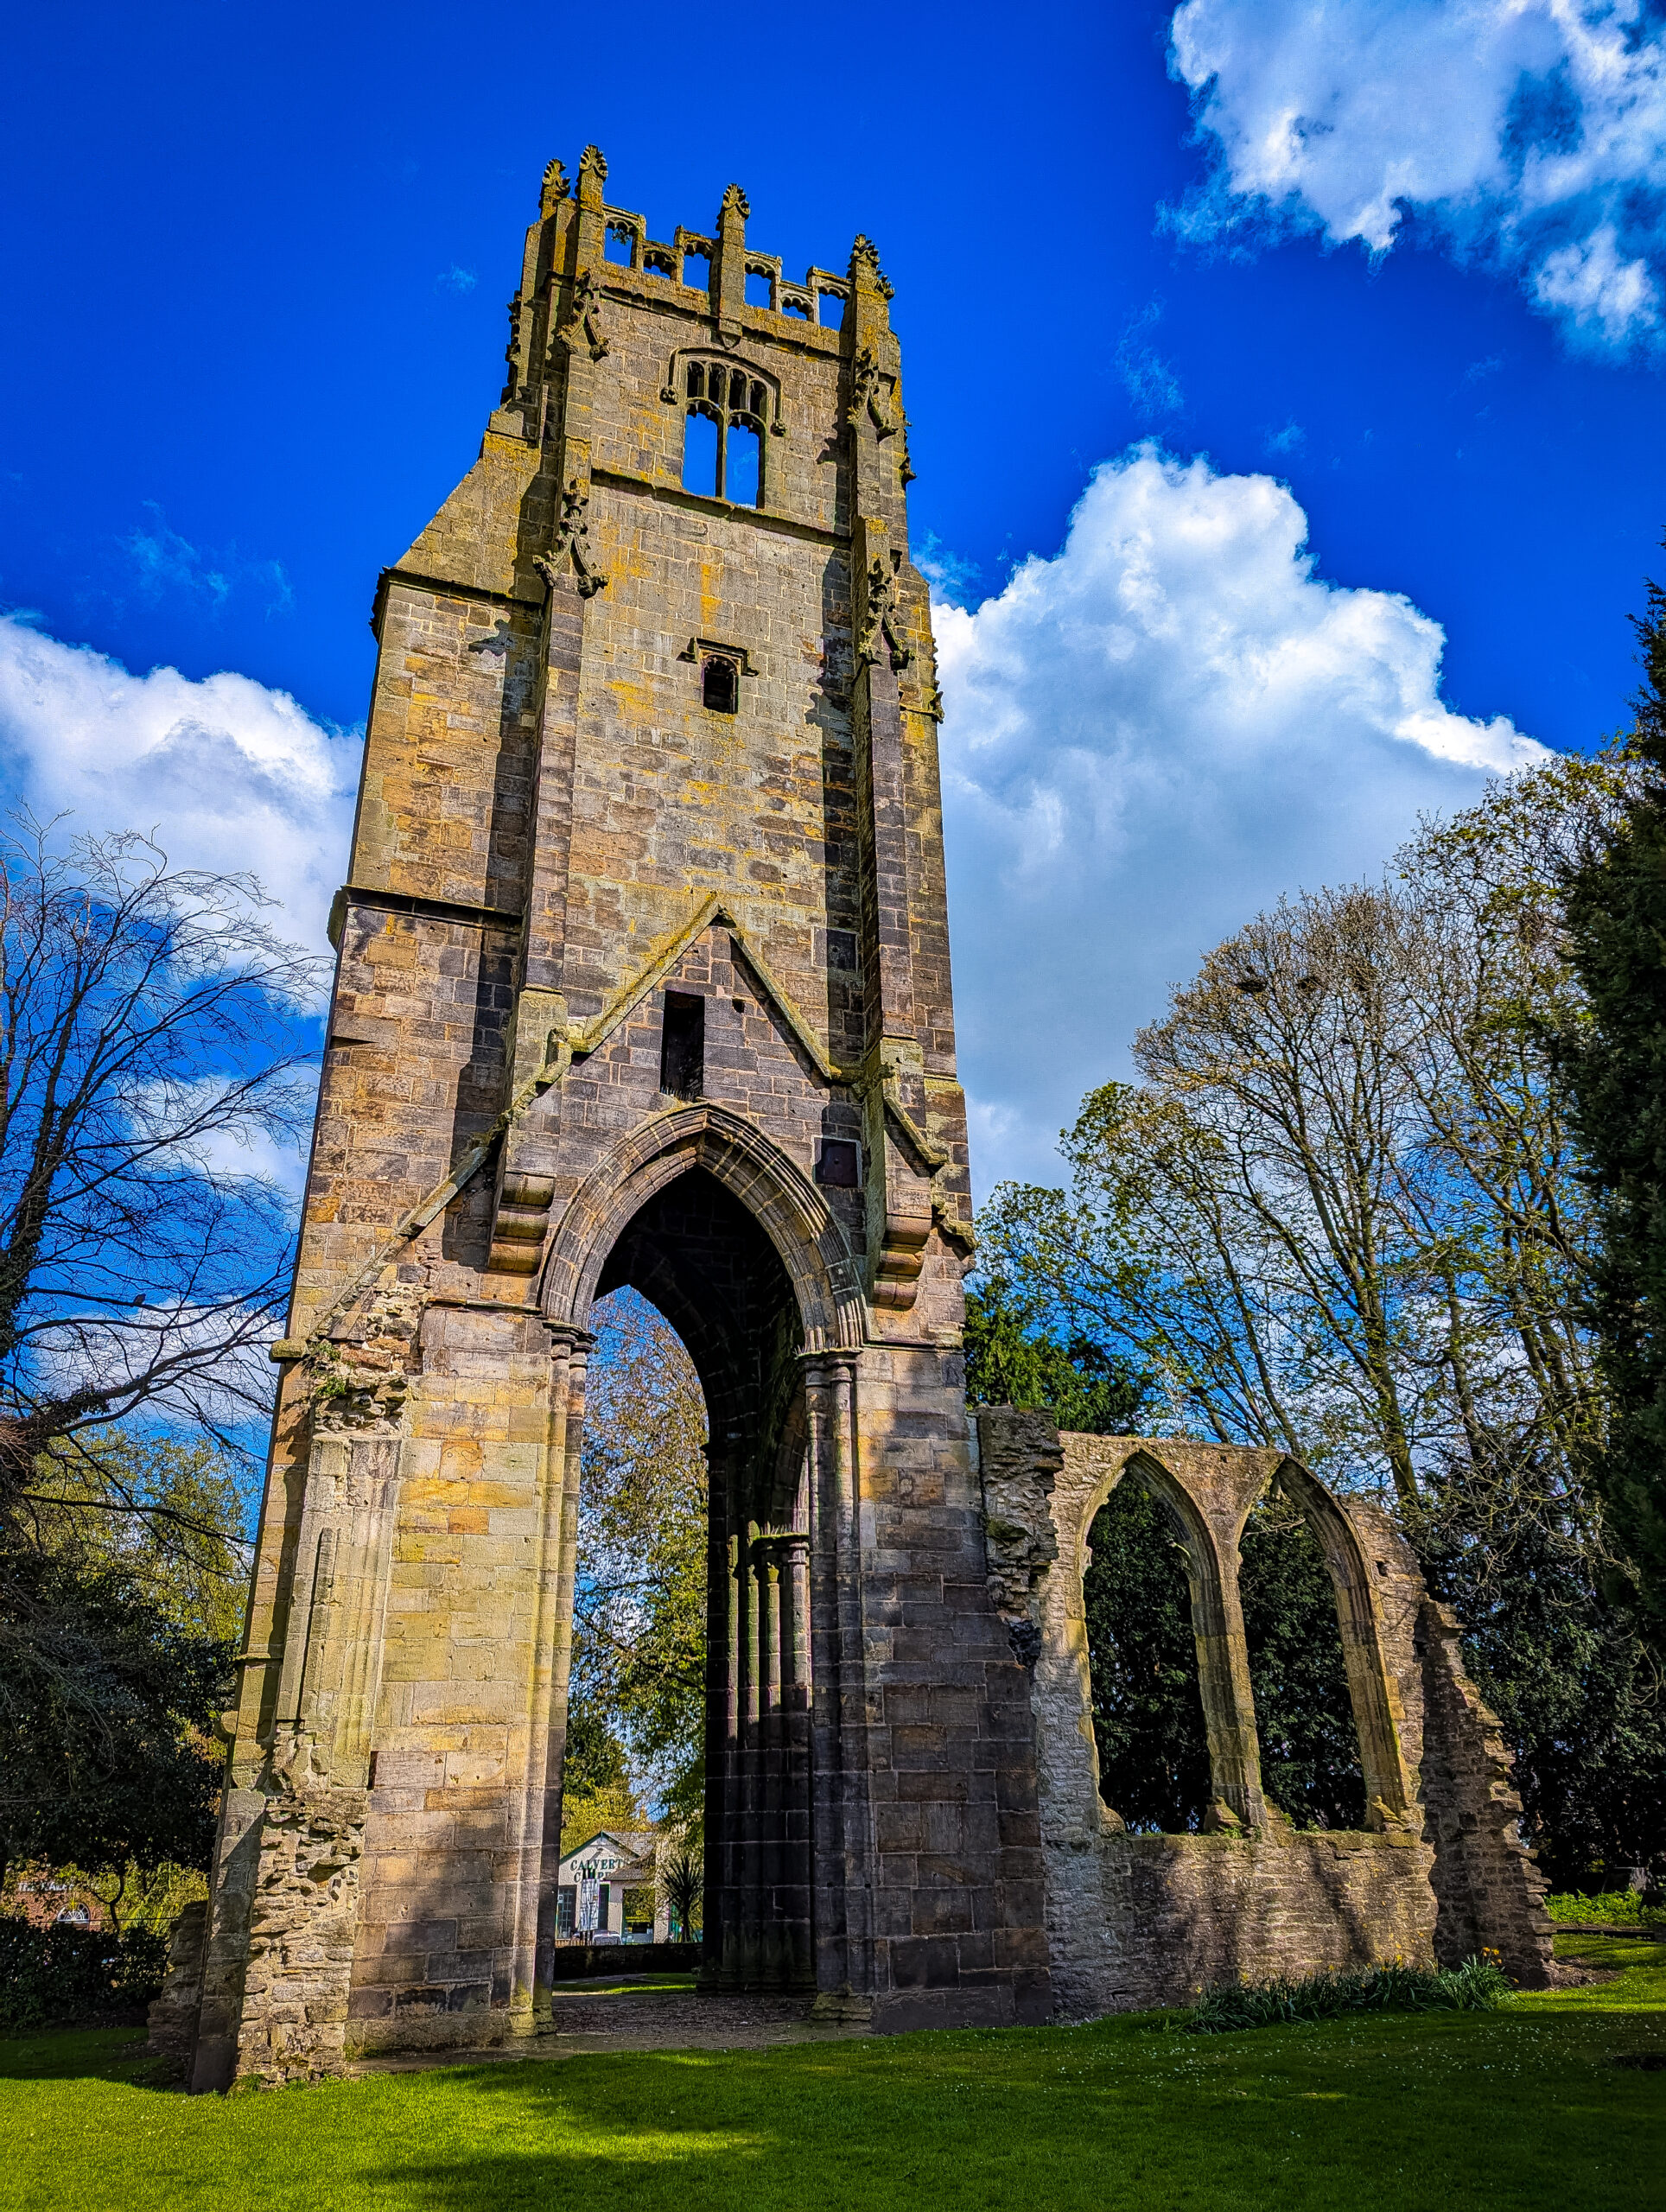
<box><xmin>1083</xmin><ymin>1479</ymin><xmax>1212</xmax><ymax>1832</ymax></box>
<box><xmin>0</xmin><ymin>1543</ymin><xmax>228</xmax><ymax>1891</ymax></box>
<box><xmin>963</xmin><ymin>1275</ymin><xmax>1146</xmax><ymax>1433</ymax></box>
<box><xmin>569</xmin><ymin>1289</ymin><xmax>708</xmax><ymax>1833</ymax></box>
<box><xmin>0</xmin><ymin>1431</ymin><xmax>245</xmax><ymax>1896</ymax></box>
<box><xmin>1560</xmin><ymin>574</ymin><xmax>1666</xmax><ymax>1624</ymax></box>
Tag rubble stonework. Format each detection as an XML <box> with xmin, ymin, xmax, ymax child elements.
<box><xmin>975</xmin><ymin>1411</ymin><xmax>1555</xmax><ymax>2012</ymax></box>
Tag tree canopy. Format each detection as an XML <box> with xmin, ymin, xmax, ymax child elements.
<box><xmin>979</xmin><ymin>751</ymin><xmax>1664</xmax><ymax>1886</ymax></box>
<box><xmin>1559</xmin><ymin>575</ymin><xmax>1666</xmax><ymax>1624</ymax></box>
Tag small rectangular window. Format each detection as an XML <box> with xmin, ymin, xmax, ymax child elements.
<box><xmin>661</xmin><ymin>991</ymin><xmax>705</xmax><ymax>1099</ymax></box>
<box><xmin>703</xmin><ymin>655</ymin><xmax>739</xmax><ymax>713</ymax></box>
<box><xmin>817</xmin><ymin>1138</ymin><xmax>861</xmax><ymax>1189</ymax></box>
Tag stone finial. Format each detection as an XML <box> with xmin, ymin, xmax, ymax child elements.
<box><xmin>849</xmin><ymin>233</ymin><xmax>895</xmax><ymax>300</ymax></box>
<box><xmin>719</xmin><ymin>182</ymin><xmax>750</xmax><ymax>229</ymax></box>
<box><xmin>541</xmin><ymin>157</ymin><xmax>569</xmax><ymax>213</ymax></box>
<box><xmin>578</xmin><ymin>144</ymin><xmax>608</xmax><ymax>206</ymax></box>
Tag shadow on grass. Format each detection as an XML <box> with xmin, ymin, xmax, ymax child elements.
<box><xmin>341</xmin><ymin>1987</ymin><xmax>1666</xmax><ymax>2212</ymax></box>
<box><xmin>0</xmin><ymin>2024</ymin><xmax>179</xmax><ymax>2088</ymax></box>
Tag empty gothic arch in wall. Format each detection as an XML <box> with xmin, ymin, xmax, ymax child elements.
<box><xmin>1249</xmin><ymin>1458</ymin><xmax>1413</xmax><ymax>1826</ymax></box>
<box><xmin>538</xmin><ymin>1103</ymin><xmax>866</xmax><ymax>1355</ymax></box>
<box><xmin>1091</xmin><ymin>1447</ymin><xmax>1267</xmax><ymax>1827</ymax></box>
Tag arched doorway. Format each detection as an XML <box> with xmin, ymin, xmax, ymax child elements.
<box><xmin>590</xmin><ymin>1165</ymin><xmax>813</xmax><ymax>1986</ymax></box>
<box><xmin>543</xmin><ymin>1110</ymin><xmax>864</xmax><ymax>1993</ymax></box>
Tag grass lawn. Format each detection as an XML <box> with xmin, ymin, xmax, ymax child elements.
<box><xmin>2</xmin><ymin>1936</ymin><xmax>1660</xmax><ymax>2212</ymax></box>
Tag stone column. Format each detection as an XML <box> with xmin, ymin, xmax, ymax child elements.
<box><xmin>518</xmin><ymin>1324</ymin><xmax>589</xmax><ymax>2024</ymax></box>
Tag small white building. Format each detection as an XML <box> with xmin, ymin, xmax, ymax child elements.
<box><xmin>554</xmin><ymin>1828</ymin><xmax>667</xmax><ymax>1943</ymax></box>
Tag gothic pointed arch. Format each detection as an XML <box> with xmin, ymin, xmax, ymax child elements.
<box><xmin>1262</xmin><ymin>1455</ymin><xmax>1415</xmax><ymax>1824</ymax></box>
<box><xmin>538</xmin><ymin>1103</ymin><xmax>867</xmax><ymax>1352</ymax></box>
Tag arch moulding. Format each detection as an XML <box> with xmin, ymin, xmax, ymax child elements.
<box><xmin>537</xmin><ymin>1102</ymin><xmax>868</xmax><ymax>1352</ymax></box>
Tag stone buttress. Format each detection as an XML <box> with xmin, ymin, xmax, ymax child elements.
<box><xmin>186</xmin><ymin>152</ymin><xmax>1049</xmax><ymax>2088</ymax></box>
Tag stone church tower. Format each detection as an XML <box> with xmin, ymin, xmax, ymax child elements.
<box><xmin>188</xmin><ymin>149</ymin><xmax>1051</xmax><ymax>2087</ymax></box>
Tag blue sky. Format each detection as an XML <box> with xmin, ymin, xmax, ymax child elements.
<box><xmin>3</xmin><ymin>0</ymin><xmax>1663</xmax><ymax>1192</ymax></box>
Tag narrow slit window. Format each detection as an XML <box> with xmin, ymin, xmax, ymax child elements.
<box><xmin>660</xmin><ymin>991</ymin><xmax>705</xmax><ymax>1099</ymax></box>
<box><xmin>683</xmin><ymin>407</ymin><xmax>719</xmax><ymax>498</ymax></box>
<box><xmin>702</xmin><ymin>655</ymin><xmax>739</xmax><ymax>714</ymax></box>
<box><xmin>726</xmin><ymin>419</ymin><xmax>761</xmax><ymax>507</ymax></box>
<box><xmin>605</xmin><ymin>223</ymin><xmax>634</xmax><ymax>267</ymax></box>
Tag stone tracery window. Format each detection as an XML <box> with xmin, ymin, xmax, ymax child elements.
<box><xmin>682</xmin><ymin>361</ymin><xmax>766</xmax><ymax>507</ymax></box>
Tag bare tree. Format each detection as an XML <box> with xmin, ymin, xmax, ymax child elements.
<box><xmin>0</xmin><ymin>821</ymin><xmax>324</xmax><ymax>1521</ymax></box>
<box><xmin>980</xmin><ymin>747</ymin><xmax>1630</xmax><ymax>1507</ymax></box>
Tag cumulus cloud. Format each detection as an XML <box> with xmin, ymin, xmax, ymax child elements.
<box><xmin>1168</xmin><ymin>0</ymin><xmax>1666</xmax><ymax>358</ymax></box>
<box><xmin>0</xmin><ymin>614</ymin><xmax>358</xmax><ymax>954</ymax></box>
<box><xmin>936</xmin><ymin>444</ymin><xmax>1546</xmax><ymax>1195</ymax></box>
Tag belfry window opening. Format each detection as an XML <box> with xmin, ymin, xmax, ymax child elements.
<box><xmin>682</xmin><ymin>362</ymin><xmax>766</xmax><ymax>506</ymax></box>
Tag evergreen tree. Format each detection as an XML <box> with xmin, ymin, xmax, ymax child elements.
<box><xmin>963</xmin><ymin>1275</ymin><xmax>1146</xmax><ymax>1433</ymax></box>
<box><xmin>1561</xmin><ymin>573</ymin><xmax>1666</xmax><ymax>1624</ymax></box>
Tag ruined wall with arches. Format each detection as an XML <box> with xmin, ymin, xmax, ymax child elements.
<box><xmin>976</xmin><ymin>1411</ymin><xmax>1555</xmax><ymax>2014</ymax></box>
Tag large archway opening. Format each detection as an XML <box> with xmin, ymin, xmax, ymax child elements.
<box><xmin>564</xmin><ymin>1164</ymin><xmax>815</xmax><ymax>1988</ymax></box>
<box><xmin>1237</xmin><ymin>1491</ymin><xmax>1368</xmax><ymax>1830</ymax></box>
<box><xmin>1084</xmin><ymin>1474</ymin><xmax>1213</xmax><ymax>1833</ymax></box>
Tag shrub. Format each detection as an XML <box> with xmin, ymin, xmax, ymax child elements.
<box><xmin>1544</xmin><ymin>1890</ymin><xmax>1666</xmax><ymax>1929</ymax></box>
<box><xmin>0</xmin><ymin>1917</ymin><xmax>169</xmax><ymax>2031</ymax></box>
<box><xmin>1185</xmin><ymin>1955</ymin><xmax>1512</xmax><ymax>2033</ymax></box>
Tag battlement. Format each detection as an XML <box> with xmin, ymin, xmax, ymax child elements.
<box><xmin>594</xmin><ymin>202</ymin><xmax>850</xmax><ymax>330</ymax></box>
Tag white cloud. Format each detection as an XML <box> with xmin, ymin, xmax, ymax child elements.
<box><xmin>0</xmin><ymin>614</ymin><xmax>358</xmax><ymax>954</ymax></box>
<box><xmin>1168</xmin><ymin>0</ymin><xmax>1666</xmax><ymax>357</ymax></box>
<box><xmin>937</xmin><ymin>444</ymin><xmax>1546</xmax><ymax>1195</ymax></box>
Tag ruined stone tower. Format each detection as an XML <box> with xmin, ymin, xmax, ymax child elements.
<box><xmin>187</xmin><ymin>149</ymin><xmax>1051</xmax><ymax>2086</ymax></box>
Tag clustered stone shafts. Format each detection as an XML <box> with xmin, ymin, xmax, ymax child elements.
<box><xmin>974</xmin><ymin>1409</ymin><xmax>1555</xmax><ymax>2014</ymax></box>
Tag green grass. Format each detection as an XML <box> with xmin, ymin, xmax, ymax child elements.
<box><xmin>1</xmin><ymin>1936</ymin><xmax>1661</xmax><ymax>2212</ymax></box>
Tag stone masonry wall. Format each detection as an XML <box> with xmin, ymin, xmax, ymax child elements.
<box><xmin>189</xmin><ymin>152</ymin><xmax>1046</xmax><ymax>2083</ymax></box>
<box><xmin>975</xmin><ymin>1410</ymin><xmax>1552</xmax><ymax>2013</ymax></box>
